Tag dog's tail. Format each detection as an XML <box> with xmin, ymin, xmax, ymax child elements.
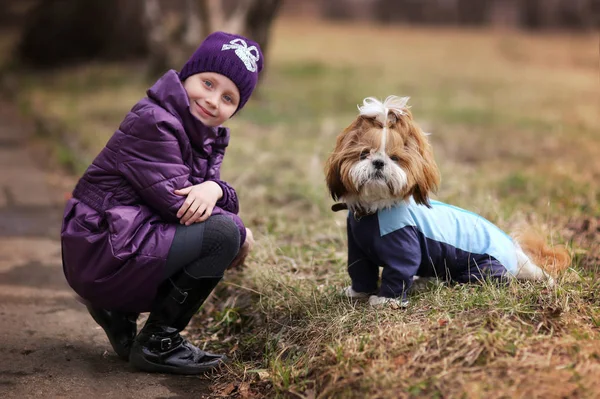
<box><xmin>512</xmin><ymin>227</ymin><xmax>571</xmax><ymax>277</ymax></box>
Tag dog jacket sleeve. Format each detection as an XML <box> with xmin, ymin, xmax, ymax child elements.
<box><xmin>347</xmin><ymin>213</ymin><xmax>422</xmax><ymax>299</ymax></box>
<box><xmin>372</xmin><ymin>226</ymin><xmax>422</xmax><ymax>299</ymax></box>
<box><xmin>346</xmin><ymin>219</ymin><xmax>380</xmax><ymax>294</ymax></box>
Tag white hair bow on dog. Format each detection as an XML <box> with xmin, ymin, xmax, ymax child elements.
<box><xmin>358</xmin><ymin>96</ymin><xmax>410</xmax><ymax>124</ymax></box>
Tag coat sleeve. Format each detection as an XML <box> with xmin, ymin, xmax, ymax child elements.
<box><xmin>206</xmin><ymin>127</ymin><xmax>239</xmax><ymax>214</ymax></box>
<box><xmin>372</xmin><ymin>226</ymin><xmax>422</xmax><ymax>300</ymax></box>
<box><xmin>116</xmin><ymin>110</ymin><xmax>191</xmax><ymax>223</ymax></box>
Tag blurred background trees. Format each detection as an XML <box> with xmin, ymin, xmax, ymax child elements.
<box><xmin>2</xmin><ymin>0</ymin><xmax>597</xmax><ymax>72</ymax></box>
<box><xmin>6</xmin><ymin>0</ymin><xmax>283</xmax><ymax>73</ymax></box>
<box><xmin>299</xmin><ymin>0</ymin><xmax>598</xmax><ymax>29</ymax></box>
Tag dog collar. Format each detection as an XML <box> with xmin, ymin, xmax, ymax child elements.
<box><xmin>352</xmin><ymin>207</ymin><xmax>373</xmax><ymax>221</ymax></box>
<box><xmin>331</xmin><ymin>202</ymin><xmax>373</xmax><ymax>221</ymax></box>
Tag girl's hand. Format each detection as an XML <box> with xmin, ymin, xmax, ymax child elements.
<box><xmin>229</xmin><ymin>228</ymin><xmax>254</xmax><ymax>269</ymax></box>
<box><xmin>174</xmin><ymin>181</ymin><xmax>223</xmax><ymax>225</ymax></box>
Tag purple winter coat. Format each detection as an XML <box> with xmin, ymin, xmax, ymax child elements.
<box><xmin>61</xmin><ymin>70</ymin><xmax>246</xmax><ymax>313</ymax></box>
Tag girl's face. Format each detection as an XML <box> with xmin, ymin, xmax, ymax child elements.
<box><xmin>183</xmin><ymin>72</ymin><xmax>240</xmax><ymax>126</ymax></box>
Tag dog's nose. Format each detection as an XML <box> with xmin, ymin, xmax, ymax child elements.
<box><xmin>372</xmin><ymin>159</ymin><xmax>384</xmax><ymax>170</ymax></box>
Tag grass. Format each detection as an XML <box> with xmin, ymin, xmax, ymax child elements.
<box><xmin>4</xmin><ymin>17</ymin><xmax>600</xmax><ymax>398</ymax></box>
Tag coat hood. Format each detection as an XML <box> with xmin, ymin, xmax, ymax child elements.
<box><xmin>147</xmin><ymin>70</ymin><xmax>221</xmax><ymax>151</ymax></box>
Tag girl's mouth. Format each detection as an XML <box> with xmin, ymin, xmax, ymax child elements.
<box><xmin>196</xmin><ymin>102</ymin><xmax>216</xmax><ymax>118</ymax></box>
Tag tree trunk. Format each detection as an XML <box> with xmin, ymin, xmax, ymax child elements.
<box><xmin>457</xmin><ymin>0</ymin><xmax>489</xmax><ymax>25</ymax></box>
<box><xmin>182</xmin><ymin>0</ymin><xmax>205</xmax><ymax>51</ymax></box>
<box><xmin>487</xmin><ymin>0</ymin><xmax>521</xmax><ymax>28</ymax></box>
<box><xmin>143</xmin><ymin>0</ymin><xmax>172</xmax><ymax>76</ymax></box>
<box><xmin>224</xmin><ymin>0</ymin><xmax>256</xmax><ymax>34</ymax></box>
<box><xmin>243</xmin><ymin>0</ymin><xmax>283</xmax><ymax>75</ymax></box>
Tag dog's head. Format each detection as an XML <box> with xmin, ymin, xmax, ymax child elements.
<box><xmin>324</xmin><ymin>96</ymin><xmax>440</xmax><ymax>213</ymax></box>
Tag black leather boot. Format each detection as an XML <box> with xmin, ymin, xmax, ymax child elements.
<box><xmin>86</xmin><ymin>306</ymin><xmax>138</xmax><ymax>361</ymax></box>
<box><xmin>129</xmin><ymin>272</ymin><xmax>225</xmax><ymax>374</ymax></box>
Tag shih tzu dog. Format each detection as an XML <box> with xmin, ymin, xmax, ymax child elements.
<box><xmin>324</xmin><ymin>96</ymin><xmax>570</xmax><ymax>308</ymax></box>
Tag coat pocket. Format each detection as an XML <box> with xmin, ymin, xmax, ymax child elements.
<box><xmin>105</xmin><ymin>205</ymin><xmax>152</xmax><ymax>260</ymax></box>
<box><xmin>64</xmin><ymin>200</ymin><xmax>104</xmax><ymax>234</ymax></box>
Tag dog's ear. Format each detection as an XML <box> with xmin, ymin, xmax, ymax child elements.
<box><xmin>408</xmin><ymin>122</ymin><xmax>440</xmax><ymax>208</ymax></box>
<box><xmin>325</xmin><ymin>118</ymin><xmax>363</xmax><ymax>201</ymax></box>
<box><xmin>324</xmin><ymin>150</ymin><xmax>347</xmax><ymax>201</ymax></box>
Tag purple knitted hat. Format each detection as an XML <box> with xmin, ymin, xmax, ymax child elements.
<box><xmin>179</xmin><ymin>31</ymin><xmax>263</xmax><ymax>112</ymax></box>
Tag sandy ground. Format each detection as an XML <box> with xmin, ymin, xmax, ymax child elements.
<box><xmin>0</xmin><ymin>101</ymin><xmax>214</xmax><ymax>398</ymax></box>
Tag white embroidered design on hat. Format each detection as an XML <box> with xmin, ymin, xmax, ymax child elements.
<box><xmin>221</xmin><ymin>38</ymin><xmax>260</xmax><ymax>72</ymax></box>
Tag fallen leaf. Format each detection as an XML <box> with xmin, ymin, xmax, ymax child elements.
<box><xmin>257</xmin><ymin>370</ymin><xmax>270</xmax><ymax>380</ymax></box>
<box><xmin>304</xmin><ymin>389</ymin><xmax>316</xmax><ymax>399</ymax></box>
<box><xmin>217</xmin><ymin>383</ymin><xmax>236</xmax><ymax>397</ymax></box>
<box><xmin>393</xmin><ymin>356</ymin><xmax>407</xmax><ymax>366</ymax></box>
<box><xmin>239</xmin><ymin>382</ymin><xmax>252</xmax><ymax>398</ymax></box>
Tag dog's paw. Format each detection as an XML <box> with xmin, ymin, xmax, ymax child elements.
<box><xmin>341</xmin><ymin>286</ymin><xmax>372</xmax><ymax>300</ymax></box>
<box><xmin>368</xmin><ymin>295</ymin><xmax>409</xmax><ymax>309</ymax></box>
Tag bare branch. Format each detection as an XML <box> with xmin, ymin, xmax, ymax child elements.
<box><xmin>183</xmin><ymin>0</ymin><xmax>204</xmax><ymax>49</ymax></box>
<box><xmin>142</xmin><ymin>0</ymin><xmax>170</xmax><ymax>74</ymax></box>
<box><xmin>223</xmin><ymin>0</ymin><xmax>257</xmax><ymax>34</ymax></box>
<box><xmin>207</xmin><ymin>0</ymin><xmax>225</xmax><ymax>31</ymax></box>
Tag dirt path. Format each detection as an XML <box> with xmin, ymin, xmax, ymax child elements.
<box><xmin>0</xmin><ymin>102</ymin><xmax>214</xmax><ymax>398</ymax></box>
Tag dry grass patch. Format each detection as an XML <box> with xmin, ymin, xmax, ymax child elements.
<box><xmin>194</xmin><ymin>266</ymin><xmax>599</xmax><ymax>398</ymax></box>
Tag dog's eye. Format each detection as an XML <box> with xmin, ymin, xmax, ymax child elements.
<box><xmin>359</xmin><ymin>151</ymin><xmax>369</xmax><ymax>160</ymax></box>
<box><xmin>390</xmin><ymin>155</ymin><xmax>399</xmax><ymax>162</ymax></box>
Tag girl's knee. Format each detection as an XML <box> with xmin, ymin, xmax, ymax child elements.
<box><xmin>182</xmin><ymin>216</ymin><xmax>241</xmax><ymax>278</ymax></box>
<box><xmin>204</xmin><ymin>215</ymin><xmax>241</xmax><ymax>255</ymax></box>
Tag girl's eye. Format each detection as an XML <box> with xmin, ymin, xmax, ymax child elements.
<box><xmin>203</xmin><ymin>80</ymin><xmax>213</xmax><ymax>88</ymax></box>
<box><xmin>360</xmin><ymin>150</ymin><xmax>369</xmax><ymax>160</ymax></box>
<box><xmin>390</xmin><ymin>155</ymin><xmax>399</xmax><ymax>162</ymax></box>
<box><xmin>223</xmin><ymin>95</ymin><xmax>232</xmax><ymax>103</ymax></box>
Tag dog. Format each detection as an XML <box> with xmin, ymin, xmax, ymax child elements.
<box><xmin>324</xmin><ymin>96</ymin><xmax>571</xmax><ymax>308</ymax></box>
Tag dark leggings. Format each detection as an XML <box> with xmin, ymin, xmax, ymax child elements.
<box><xmin>164</xmin><ymin>215</ymin><xmax>241</xmax><ymax>280</ymax></box>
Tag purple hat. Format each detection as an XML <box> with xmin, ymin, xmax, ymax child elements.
<box><xmin>179</xmin><ymin>31</ymin><xmax>263</xmax><ymax>112</ymax></box>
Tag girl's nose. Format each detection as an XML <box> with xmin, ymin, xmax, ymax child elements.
<box><xmin>205</xmin><ymin>94</ymin><xmax>218</xmax><ymax>108</ymax></box>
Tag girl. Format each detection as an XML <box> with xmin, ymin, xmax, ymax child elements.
<box><xmin>61</xmin><ymin>31</ymin><xmax>262</xmax><ymax>375</ymax></box>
